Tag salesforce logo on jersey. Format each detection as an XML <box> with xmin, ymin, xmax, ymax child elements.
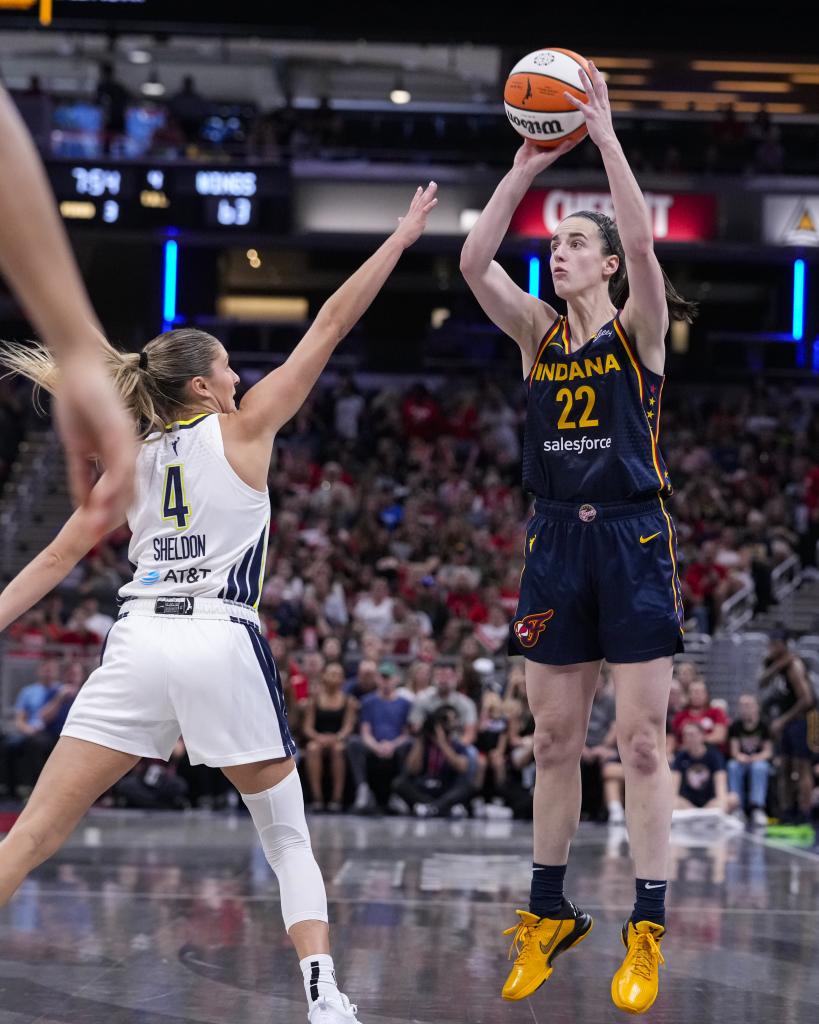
<box><xmin>138</xmin><ymin>570</ymin><xmax>161</xmax><ymax>586</ymax></box>
<box><xmin>544</xmin><ymin>435</ymin><xmax>613</xmax><ymax>454</ymax></box>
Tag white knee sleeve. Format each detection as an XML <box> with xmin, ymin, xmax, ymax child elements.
<box><xmin>242</xmin><ymin>768</ymin><xmax>328</xmax><ymax>931</ymax></box>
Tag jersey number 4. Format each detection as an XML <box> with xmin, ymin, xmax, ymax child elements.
<box><xmin>162</xmin><ymin>464</ymin><xmax>191</xmax><ymax>530</ymax></box>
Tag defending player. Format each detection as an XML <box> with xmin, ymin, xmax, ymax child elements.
<box><xmin>461</xmin><ymin>63</ymin><xmax>696</xmax><ymax>1013</ymax></box>
<box><xmin>0</xmin><ymin>182</ymin><xmax>438</xmax><ymax>1024</ymax></box>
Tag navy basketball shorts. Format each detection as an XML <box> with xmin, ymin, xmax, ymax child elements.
<box><xmin>509</xmin><ymin>497</ymin><xmax>685</xmax><ymax>665</ymax></box>
<box><xmin>780</xmin><ymin>712</ymin><xmax>819</xmax><ymax>761</ymax></box>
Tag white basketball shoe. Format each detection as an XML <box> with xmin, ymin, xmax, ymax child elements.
<box><xmin>308</xmin><ymin>993</ymin><xmax>361</xmax><ymax>1023</ymax></box>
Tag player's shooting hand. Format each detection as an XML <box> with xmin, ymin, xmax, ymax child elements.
<box><xmin>565</xmin><ymin>62</ymin><xmax>616</xmax><ymax>150</ymax></box>
<box><xmin>512</xmin><ymin>136</ymin><xmax>583</xmax><ymax>177</ymax></box>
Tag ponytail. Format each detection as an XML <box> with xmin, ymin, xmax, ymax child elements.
<box><xmin>0</xmin><ymin>328</ymin><xmax>221</xmax><ymax>439</ymax></box>
<box><xmin>573</xmin><ymin>210</ymin><xmax>698</xmax><ymax>324</ymax></box>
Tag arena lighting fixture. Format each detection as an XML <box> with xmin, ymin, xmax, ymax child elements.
<box><xmin>607</xmin><ymin>89</ymin><xmax>740</xmax><ymax>104</ymax></box>
<box><xmin>141</xmin><ymin>71</ymin><xmax>165</xmax><ymax>98</ymax></box>
<box><xmin>587</xmin><ymin>56</ymin><xmax>653</xmax><ymax>69</ymax></box>
<box><xmin>734</xmin><ymin>102</ymin><xmax>803</xmax><ymax>114</ymax></box>
<box><xmin>162</xmin><ymin>238</ymin><xmax>178</xmax><ymax>332</ymax></box>
<box><xmin>217</xmin><ymin>296</ymin><xmax>309</xmax><ymax>322</ymax></box>
<box><xmin>390</xmin><ymin>70</ymin><xmax>411</xmax><ymax>105</ymax></box>
<box><xmin>792</xmin><ymin>259</ymin><xmax>805</xmax><ymax>342</ymax></box>
<box><xmin>128</xmin><ymin>49</ymin><xmax>152</xmax><ymax>65</ymax></box>
<box><xmin>528</xmin><ymin>256</ymin><xmax>540</xmax><ymax>298</ymax></box>
<box><xmin>606</xmin><ymin>74</ymin><xmax>648</xmax><ymax>86</ymax></box>
<box><xmin>692</xmin><ymin>60</ymin><xmax>819</xmax><ymax>74</ymax></box>
<box><xmin>713</xmin><ymin>81</ymin><xmax>792</xmax><ymax>93</ymax></box>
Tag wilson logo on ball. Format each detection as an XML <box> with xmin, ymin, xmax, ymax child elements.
<box><xmin>513</xmin><ymin>610</ymin><xmax>556</xmax><ymax>648</ymax></box>
<box><xmin>507</xmin><ymin>113</ymin><xmax>563</xmax><ymax>136</ymax></box>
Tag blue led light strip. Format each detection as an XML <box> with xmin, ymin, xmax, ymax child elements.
<box><xmin>162</xmin><ymin>238</ymin><xmax>178</xmax><ymax>331</ymax></box>
<box><xmin>792</xmin><ymin>258</ymin><xmax>805</xmax><ymax>341</ymax></box>
<box><xmin>528</xmin><ymin>255</ymin><xmax>540</xmax><ymax>298</ymax></box>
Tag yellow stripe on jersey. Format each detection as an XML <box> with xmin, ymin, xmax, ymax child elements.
<box><xmin>612</xmin><ymin>319</ymin><xmax>666</xmax><ymax>492</ymax></box>
<box><xmin>164</xmin><ymin>413</ymin><xmax>212</xmax><ymax>430</ymax></box>
<box><xmin>654</xmin><ymin>379</ymin><xmax>665</xmax><ymax>441</ymax></box>
<box><xmin>528</xmin><ymin>318</ymin><xmax>562</xmax><ymax>386</ymax></box>
<box><xmin>659</xmin><ymin>495</ymin><xmax>684</xmax><ymax>635</ymax></box>
<box><xmin>253</xmin><ymin>522</ymin><xmax>270</xmax><ymax>610</ymax></box>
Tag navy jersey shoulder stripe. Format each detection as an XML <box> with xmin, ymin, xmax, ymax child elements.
<box><xmin>219</xmin><ymin>525</ymin><xmax>268</xmax><ymax>607</ymax></box>
<box><xmin>238</xmin><ymin>620</ymin><xmax>297</xmax><ymax>757</ymax></box>
<box><xmin>245</xmin><ymin>524</ymin><xmax>269</xmax><ymax>609</ymax></box>
<box><xmin>527</xmin><ymin>316</ymin><xmax>562</xmax><ymax>385</ymax></box>
<box><xmin>612</xmin><ymin>317</ymin><xmax>667</xmax><ymax>493</ymax></box>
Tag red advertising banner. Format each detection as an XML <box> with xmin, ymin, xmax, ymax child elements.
<box><xmin>510</xmin><ymin>189</ymin><xmax>717</xmax><ymax>242</ymax></box>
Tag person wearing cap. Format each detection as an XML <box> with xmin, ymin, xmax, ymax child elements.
<box><xmin>347</xmin><ymin>661</ymin><xmax>413</xmax><ymax>813</ymax></box>
<box><xmin>758</xmin><ymin>629</ymin><xmax>816</xmax><ymax>823</ymax></box>
<box><xmin>409</xmin><ymin>663</ymin><xmax>478</xmax><ymax>747</ymax></box>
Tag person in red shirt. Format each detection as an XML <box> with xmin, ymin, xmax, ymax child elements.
<box><xmin>445</xmin><ymin>568</ymin><xmax>488</xmax><ymax>624</ymax></box>
<box><xmin>671</xmin><ymin>679</ymin><xmax>729</xmax><ymax>753</ymax></box>
<box><xmin>401</xmin><ymin>383</ymin><xmax>442</xmax><ymax>441</ymax></box>
<box><xmin>683</xmin><ymin>540</ymin><xmax>731</xmax><ymax>631</ymax></box>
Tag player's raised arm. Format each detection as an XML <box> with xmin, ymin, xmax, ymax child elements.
<box><xmin>0</xmin><ymin>85</ymin><xmax>137</xmax><ymax>519</ymax></box>
<box><xmin>0</xmin><ymin>475</ymin><xmax>124</xmax><ymax>634</ymax></box>
<box><xmin>564</xmin><ymin>64</ymin><xmax>695</xmax><ymax>373</ymax></box>
<box><xmin>459</xmin><ymin>138</ymin><xmax>580</xmax><ymax>375</ymax></box>
<box><xmin>230</xmin><ymin>182</ymin><xmax>437</xmax><ymax>441</ymax></box>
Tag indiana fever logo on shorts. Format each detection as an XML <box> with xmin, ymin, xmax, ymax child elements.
<box><xmin>513</xmin><ymin>610</ymin><xmax>555</xmax><ymax>648</ymax></box>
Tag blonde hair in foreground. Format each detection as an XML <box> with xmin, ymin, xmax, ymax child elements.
<box><xmin>0</xmin><ymin>328</ymin><xmax>222</xmax><ymax>439</ymax></box>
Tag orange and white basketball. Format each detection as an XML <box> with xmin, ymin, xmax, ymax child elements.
<box><xmin>504</xmin><ymin>48</ymin><xmax>590</xmax><ymax>149</ymax></box>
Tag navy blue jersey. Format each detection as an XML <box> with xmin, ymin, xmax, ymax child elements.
<box><xmin>522</xmin><ymin>314</ymin><xmax>672</xmax><ymax>503</ymax></box>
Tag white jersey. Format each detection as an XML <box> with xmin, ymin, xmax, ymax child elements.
<box><xmin>119</xmin><ymin>413</ymin><xmax>270</xmax><ymax>607</ymax></box>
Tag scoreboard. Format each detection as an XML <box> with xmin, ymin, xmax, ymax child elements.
<box><xmin>48</xmin><ymin>161</ymin><xmax>291</xmax><ymax>232</ymax></box>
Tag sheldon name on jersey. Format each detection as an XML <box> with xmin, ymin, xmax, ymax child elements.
<box><xmin>153</xmin><ymin>534</ymin><xmax>207</xmax><ymax>562</ymax></box>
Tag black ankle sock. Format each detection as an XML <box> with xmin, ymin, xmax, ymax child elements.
<box><xmin>529</xmin><ymin>863</ymin><xmax>567</xmax><ymax>918</ymax></box>
<box><xmin>632</xmin><ymin>878</ymin><xmax>667</xmax><ymax>928</ymax></box>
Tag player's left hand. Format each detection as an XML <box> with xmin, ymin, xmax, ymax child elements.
<box><xmin>564</xmin><ymin>61</ymin><xmax>616</xmax><ymax>150</ymax></box>
<box><xmin>393</xmin><ymin>182</ymin><xmax>438</xmax><ymax>248</ymax></box>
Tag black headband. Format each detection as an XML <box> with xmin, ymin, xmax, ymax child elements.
<box><xmin>572</xmin><ymin>211</ymin><xmax>619</xmax><ymax>256</ymax></box>
<box><xmin>138</xmin><ymin>350</ymin><xmax>148</xmax><ymax>371</ymax></box>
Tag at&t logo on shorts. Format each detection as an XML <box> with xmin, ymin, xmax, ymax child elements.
<box><xmin>514</xmin><ymin>610</ymin><xmax>555</xmax><ymax>648</ymax></box>
<box><xmin>138</xmin><ymin>570</ymin><xmax>161</xmax><ymax>586</ymax></box>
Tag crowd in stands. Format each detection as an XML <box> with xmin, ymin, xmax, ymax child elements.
<box><xmin>10</xmin><ymin>70</ymin><xmax>819</xmax><ymax>175</ymax></box>
<box><xmin>0</xmin><ymin>381</ymin><xmax>28</xmax><ymax>490</ymax></box>
<box><xmin>2</xmin><ymin>638</ymin><xmax>817</xmax><ymax>828</ymax></box>
<box><xmin>1</xmin><ymin>372</ymin><xmax>818</xmax><ymax>824</ymax></box>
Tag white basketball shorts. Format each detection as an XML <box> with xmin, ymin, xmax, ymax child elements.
<box><xmin>62</xmin><ymin>597</ymin><xmax>297</xmax><ymax>766</ymax></box>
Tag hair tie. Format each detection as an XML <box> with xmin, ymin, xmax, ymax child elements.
<box><xmin>138</xmin><ymin>350</ymin><xmax>148</xmax><ymax>371</ymax></box>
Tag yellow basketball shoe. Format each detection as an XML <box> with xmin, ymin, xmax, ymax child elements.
<box><xmin>610</xmin><ymin>919</ymin><xmax>666</xmax><ymax>1014</ymax></box>
<box><xmin>501</xmin><ymin>901</ymin><xmax>594</xmax><ymax>1001</ymax></box>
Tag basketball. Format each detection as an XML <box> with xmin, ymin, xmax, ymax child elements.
<box><xmin>504</xmin><ymin>48</ymin><xmax>590</xmax><ymax>149</ymax></box>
